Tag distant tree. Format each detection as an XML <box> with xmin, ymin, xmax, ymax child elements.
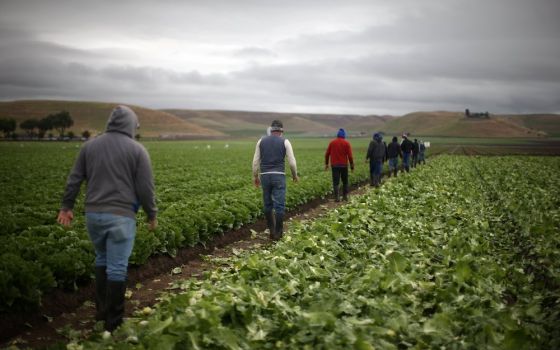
<box><xmin>81</xmin><ymin>130</ymin><xmax>91</xmax><ymax>140</ymax></box>
<box><xmin>67</xmin><ymin>131</ymin><xmax>75</xmax><ymax>140</ymax></box>
<box><xmin>0</xmin><ymin>118</ymin><xmax>17</xmax><ymax>138</ymax></box>
<box><xmin>20</xmin><ymin>119</ymin><xmax>39</xmax><ymax>138</ymax></box>
<box><xmin>38</xmin><ymin>117</ymin><xmax>54</xmax><ymax>139</ymax></box>
<box><xmin>48</xmin><ymin>111</ymin><xmax>74</xmax><ymax>138</ymax></box>
<box><xmin>135</xmin><ymin>133</ymin><xmax>141</xmax><ymax>141</ymax></box>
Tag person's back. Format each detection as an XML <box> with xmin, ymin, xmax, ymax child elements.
<box><xmin>62</xmin><ymin>106</ymin><xmax>156</xmax><ymax>219</ymax></box>
<box><xmin>387</xmin><ymin>140</ymin><xmax>402</xmax><ymax>159</ymax></box>
<box><xmin>259</xmin><ymin>134</ymin><xmax>287</xmax><ymax>174</ymax></box>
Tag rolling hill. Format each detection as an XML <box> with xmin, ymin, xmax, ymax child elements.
<box><xmin>163</xmin><ymin>109</ymin><xmax>391</xmax><ymax>137</ymax></box>
<box><xmin>379</xmin><ymin>111</ymin><xmax>552</xmax><ymax>138</ymax></box>
<box><xmin>0</xmin><ymin>100</ymin><xmax>224</xmax><ymax>138</ymax></box>
<box><xmin>1</xmin><ymin>100</ymin><xmax>558</xmax><ymax>139</ymax></box>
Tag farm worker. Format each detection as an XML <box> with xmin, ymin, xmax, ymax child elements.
<box><xmin>412</xmin><ymin>139</ymin><xmax>420</xmax><ymax>168</ymax></box>
<box><xmin>386</xmin><ymin>136</ymin><xmax>402</xmax><ymax>178</ymax></box>
<box><xmin>366</xmin><ymin>132</ymin><xmax>386</xmax><ymax>187</ymax></box>
<box><xmin>400</xmin><ymin>133</ymin><xmax>414</xmax><ymax>172</ymax></box>
<box><xmin>252</xmin><ymin>120</ymin><xmax>298</xmax><ymax>240</ymax></box>
<box><xmin>57</xmin><ymin>105</ymin><xmax>157</xmax><ymax>332</ymax></box>
<box><xmin>325</xmin><ymin>128</ymin><xmax>354</xmax><ymax>202</ymax></box>
<box><xmin>419</xmin><ymin>141</ymin><xmax>426</xmax><ymax>164</ymax></box>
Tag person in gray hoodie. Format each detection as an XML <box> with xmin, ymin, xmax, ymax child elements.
<box><xmin>57</xmin><ymin>105</ymin><xmax>157</xmax><ymax>332</ymax></box>
<box><xmin>366</xmin><ymin>133</ymin><xmax>387</xmax><ymax>187</ymax></box>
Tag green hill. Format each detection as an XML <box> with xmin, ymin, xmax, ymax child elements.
<box><xmin>0</xmin><ymin>100</ymin><xmax>223</xmax><ymax>138</ymax></box>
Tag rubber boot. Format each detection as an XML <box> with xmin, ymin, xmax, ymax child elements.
<box><xmin>94</xmin><ymin>266</ymin><xmax>107</xmax><ymax>322</ymax></box>
<box><xmin>369</xmin><ymin>174</ymin><xmax>375</xmax><ymax>187</ymax></box>
<box><xmin>334</xmin><ymin>186</ymin><xmax>340</xmax><ymax>202</ymax></box>
<box><xmin>105</xmin><ymin>280</ymin><xmax>127</xmax><ymax>332</ymax></box>
<box><xmin>264</xmin><ymin>211</ymin><xmax>275</xmax><ymax>239</ymax></box>
<box><xmin>342</xmin><ymin>184</ymin><xmax>348</xmax><ymax>201</ymax></box>
<box><xmin>273</xmin><ymin>213</ymin><xmax>284</xmax><ymax>240</ymax></box>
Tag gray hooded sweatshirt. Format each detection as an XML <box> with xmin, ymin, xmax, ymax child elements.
<box><xmin>61</xmin><ymin>106</ymin><xmax>157</xmax><ymax>220</ymax></box>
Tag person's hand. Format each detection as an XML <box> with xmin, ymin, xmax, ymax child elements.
<box><xmin>254</xmin><ymin>176</ymin><xmax>261</xmax><ymax>187</ymax></box>
<box><xmin>324</xmin><ymin>164</ymin><xmax>329</xmax><ymax>171</ymax></box>
<box><xmin>293</xmin><ymin>175</ymin><xmax>299</xmax><ymax>183</ymax></box>
<box><xmin>351</xmin><ymin>166</ymin><xmax>355</xmax><ymax>173</ymax></box>
<box><xmin>148</xmin><ymin>217</ymin><xmax>158</xmax><ymax>231</ymax></box>
<box><xmin>57</xmin><ymin>209</ymin><xmax>74</xmax><ymax>227</ymax></box>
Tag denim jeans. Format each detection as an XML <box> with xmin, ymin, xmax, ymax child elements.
<box><xmin>260</xmin><ymin>173</ymin><xmax>286</xmax><ymax>216</ymax></box>
<box><xmin>403</xmin><ymin>152</ymin><xmax>411</xmax><ymax>169</ymax></box>
<box><xmin>369</xmin><ymin>160</ymin><xmax>383</xmax><ymax>176</ymax></box>
<box><xmin>388</xmin><ymin>157</ymin><xmax>398</xmax><ymax>171</ymax></box>
<box><xmin>86</xmin><ymin>212</ymin><xmax>136</xmax><ymax>282</ymax></box>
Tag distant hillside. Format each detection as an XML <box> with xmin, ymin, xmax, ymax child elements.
<box><xmin>0</xmin><ymin>100</ymin><xmax>223</xmax><ymax>137</ymax></box>
<box><xmin>380</xmin><ymin>111</ymin><xmax>554</xmax><ymax>138</ymax></box>
<box><xmin>501</xmin><ymin>114</ymin><xmax>560</xmax><ymax>137</ymax></box>
<box><xmin>163</xmin><ymin>109</ymin><xmax>391</xmax><ymax>137</ymax></box>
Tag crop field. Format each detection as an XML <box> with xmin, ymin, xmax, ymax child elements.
<box><xmin>1</xmin><ymin>138</ymin><xmax>559</xmax><ymax>349</ymax></box>
<box><xmin>0</xmin><ymin>138</ymin><xmax>373</xmax><ymax>312</ymax></box>
<box><xmin>73</xmin><ymin>155</ymin><xmax>560</xmax><ymax>349</ymax></box>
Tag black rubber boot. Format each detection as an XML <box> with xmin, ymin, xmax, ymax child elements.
<box><xmin>106</xmin><ymin>280</ymin><xmax>127</xmax><ymax>332</ymax></box>
<box><xmin>94</xmin><ymin>266</ymin><xmax>107</xmax><ymax>322</ymax></box>
<box><xmin>273</xmin><ymin>213</ymin><xmax>284</xmax><ymax>240</ymax></box>
<box><xmin>334</xmin><ymin>187</ymin><xmax>340</xmax><ymax>202</ymax></box>
<box><xmin>369</xmin><ymin>174</ymin><xmax>375</xmax><ymax>186</ymax></box>
<box><xmin>264</xmin><ymin>211</ymin><xmax>275</xmax><ymax>239</ymax></box>
<box><xmin>342</xmin><ymin>184</ymin><xmax>348</xmax><ymax>201</ymax></box>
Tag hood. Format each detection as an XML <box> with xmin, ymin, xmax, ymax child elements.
<box><xmin>106</xmin><ymin>105</ymin><xmax>139</xmax><ymax>137</ymax></box>
<box><xmin>337</xmin><ymin>128</ymin><xmax>346</xmax><ymax>139</ymax></box>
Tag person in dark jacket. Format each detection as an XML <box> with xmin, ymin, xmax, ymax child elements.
<box><xmin>57</xmin><ymin>105</ymin><xmax>157</xmax><ymax>332</ymax></box>
<box><xmin>412</xmin><ymin>139</ymin><xmax>420</xmax><ymax>168</ymax></box>
<box><xmin>419</xmin><ymin>141</ymin><xmax>426</xmax><ymax>164</ymax></box>
<box><xmin>252</xmin><ymin>120</ymin><xmax>298</xmax><ymax>240</ymax></box>
<box><xmin>366</xmin><ymin>133</ymin><xmax>386</xmax><ymax>187</ymax></box>
<box><xmin>400</xmin><ymin>133</ymin><xmax>414</xmax><ymax>173</ymax></box>
<box><xmin>386</xmin><ymin>136</ymin><xmax>402</xmax><ymax>178</ymax></box>
<box><xmin>325</xmin><ymin>128</ymin><xmax>354</xmax><ymax>202</ymax></box>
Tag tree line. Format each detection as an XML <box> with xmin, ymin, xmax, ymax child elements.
<box><xmin>0</xmin><ymin>111</ymin><xmax>91</xmax><ymax>140</ymax></box>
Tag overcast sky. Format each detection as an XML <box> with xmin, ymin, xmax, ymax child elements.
<box><xmin>1</xmin><ymin>0</ymin><xmax>559</xmax><ymax>115</ymax></box>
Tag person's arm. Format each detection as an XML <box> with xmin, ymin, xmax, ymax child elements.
<box><xmin>366</xmin><ymin>142</ymin><xmax>373</xmax><ymax>162</ymax></box>
<box><xmin>58</xmin><ymin>146</ymin><xmax>87</xmax><ymax>226</ymax></box>
<box><xmin>347</xmin><ymin>142</ymin><xmax>354</xmax><ymax>171</ymax></box>
<box><xmin>284</xmin><ymin>139</ymin><xmax>298</xmax><ymax>181</ymax></box>
<box><xmin>252</xmin><ymin>140</ymin><xmax>261</xmax><ymax>186</ymax></box>
<box><xmin>135</xmin><ymin>148</ymin><xmax>158</xmax><ymax>230</ymax></box>
<box><xmin>324</xmin><ymin>142</ymin><xmax>331</xmax><ymax>171</ymax></box>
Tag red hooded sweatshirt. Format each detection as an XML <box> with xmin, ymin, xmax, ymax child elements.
<box><xmin>325</xmin><ymin>137</ymin><xmax>354</xmax><ymax>168</ymax></box>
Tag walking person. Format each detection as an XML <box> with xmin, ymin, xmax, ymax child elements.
<box><xmin>400</xmin><ymin>133</ymin><xmax>414</xmax><ymax>173</ymax></box>
<box><xmin>386</xmin><ymin>136</ymin><xmax>402</xmax><ymax>178</ymax></box>
<box><xmin>366</xmin><ymin>133</ymin><xmax>387</xmax><ymax>187</ymax></box>
<box><xmin>252</xmin><ymin>120</ymin><xmax>298</xmax><ymax>240</ymax></box>
<box><xmin>57</xmin><ymin>105</ymin><xmax>157</xmax><ymax>332</ymax></box>
<box><xmin>325</xmin><ymin>128</ymin><xmax>354</xmax><ymax>202</ymax></box>
<box><xmin>412</xmin><ymin>139</ymin><xmax>420</xmax><ymax>168</ymax></box>
<box><xmin>419</xmin><ymin>141</ymin><xmax>426</xmax><ymax>164</ymax></box>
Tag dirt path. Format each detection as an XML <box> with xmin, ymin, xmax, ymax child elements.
<box><xmin>2</xmin><ymin>181</ymin><xmax>376</xmax><ymax>349</ymax></box>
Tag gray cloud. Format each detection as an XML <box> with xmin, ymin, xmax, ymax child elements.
<box><xmin>0</xmin><ymin>0</ymin><xmax>559</xmax><ymax>114</ymax></box>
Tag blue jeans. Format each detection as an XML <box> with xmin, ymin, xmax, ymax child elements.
<box><xmin>369</xmin><ymin>160</ymin><xmax>383</xmax><ymax>176</ymax></box>
<box><xmin>403</xmin><ymin>152</ymin><xmax>411</xmax><ymax>169</ymax></box>
<box><xmin>86</xmin><ymin>213</ymin><xmax>136</xmax><ymax>282</ymax></box>
<box><xmin>388</xmin><ymin>157</ymin><xmax>398</xmax><ymax>171</ymax></box>
<box><xmin>260</xmin><ymin>174</ymin><xmax>286</xmax><ymax>216</ymax></box>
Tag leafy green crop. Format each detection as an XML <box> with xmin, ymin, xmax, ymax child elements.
<box><xmin>0</xmin><ymin>139</ymin><xmax>372</xmax><ymax>311</ymax></box>
<box><xmin>76</xmin><ymin>155</ymin><xmax>559</xmax><ymax>349</ymax></box>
